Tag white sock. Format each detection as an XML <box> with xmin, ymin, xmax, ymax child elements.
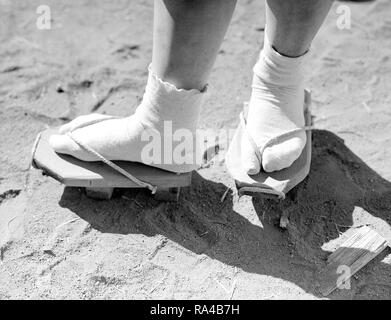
<box><xmin>49</xmin><ymin>67</ymin><xmax>206</xmax><ymax>173</ymax></box>
<box><xmin>241</xmin><ymin>35</ymin><xmax>308</xmax><ymax>174</ymax></box>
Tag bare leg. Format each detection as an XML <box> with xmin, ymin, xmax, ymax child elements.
<box><xmin>50</xmin><ymin>0</ymin><xmax>236</xmax><ymax>172</ymax></box>
<box><xmin>242</xmin><ymin>0</ymin><xmax>334</xmax><ymax>174</ymax></box>
<box><xmin>153</xmin><ymin>0</ymin><xmax>236</xmax><ymax>90</ymax></box>
<box><xmin>266</xmin><ymin>0</ymin><xmax>334</xmax><ymax>57</ymax></box>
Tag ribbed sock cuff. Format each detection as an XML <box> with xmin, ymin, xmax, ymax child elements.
<box><xmin>135</xmin><ymin>65</ymin><xmax>206</xmax><ymax>130</ymax></box>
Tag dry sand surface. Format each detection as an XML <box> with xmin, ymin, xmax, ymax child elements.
<box><xmin>0</xmin><ymin>0</ymin><xmax>391</xmax><ymax>299</ymax></box>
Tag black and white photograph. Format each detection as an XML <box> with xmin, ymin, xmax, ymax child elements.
<box><xmin>0</xmin><ymin>0</ymin><xmax>390</xmax><ymax>302</ymax></box>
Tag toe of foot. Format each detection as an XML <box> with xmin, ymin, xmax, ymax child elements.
<box><xmin>262</xmin><ymin>136</ymin><xmax>306</xmax><ymax>173</ymax></box>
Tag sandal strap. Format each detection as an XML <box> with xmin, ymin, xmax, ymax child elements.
<box><xmin>239</xmin><ymin>112</ymin><xmax>313</xmax><ymax>164</ymax></box>
<box><xmin>68</xmin><ymin>115</ymin><xmax>120</xmax><ymax>133</ymax></box>
<box><xmin>260</xmin><ymin>125</ymin><xmax>313</xmax><ymax>154</ymax></box>
<box><xmin>239</xmin><ymin>112</ymin><xmax>263</xmax><ymax>166</ymax></box>
<box><xmin>66</xmin><ymin>132</ymin><xmax>158</xmax><ymax>194</ymax></box>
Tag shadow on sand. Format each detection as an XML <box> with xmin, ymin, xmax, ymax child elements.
<box><xmin>59</xmin><ymin>130</ymin><xmax>391</xmax><ymax>299</ymax></box>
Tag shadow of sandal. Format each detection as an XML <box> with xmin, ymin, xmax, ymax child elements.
<box><xmin>59</xmin><ymin>130</ymin><xmax>391</xmax><ymax>299</ymax></box>
<box><xmin>251</xmin><ymin>130</ymin><xmax>391</xmax><ymax>298</ymax></box>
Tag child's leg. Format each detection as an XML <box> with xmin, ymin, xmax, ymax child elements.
<box><xmin>242</xmin><ymin>0</ymin><xmax>334</xmax><ymax>174</ymax></box>
<box><xmin>266</xmin><ymin>0</ymin><xmax>335</xmax><ymax>57</ymax></box>
<box><xmin>152</xmin><ymin>0</ymin><xmax>237</xmax><ymax>91</ymax></box>
<box><xmin>50</xmin><ymin>0</ymin><xmax>236</xmax><ymax>172</ymax></box>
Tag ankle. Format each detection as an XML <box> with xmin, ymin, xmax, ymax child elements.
<box><xmin>253</xmin><ymin>34</ymin><xmax>308</xmax><ymax>88</ymax></box>
<box><xmin>134</xmin><ymin>66</ymin><xmax>206</xmax><ymax>131</ymax></box>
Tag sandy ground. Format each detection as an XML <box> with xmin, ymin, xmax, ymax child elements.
<box><xmin>0</xmin><ymin>0</ymin><xmax>391</xmax><ymax>300</ymax></box>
